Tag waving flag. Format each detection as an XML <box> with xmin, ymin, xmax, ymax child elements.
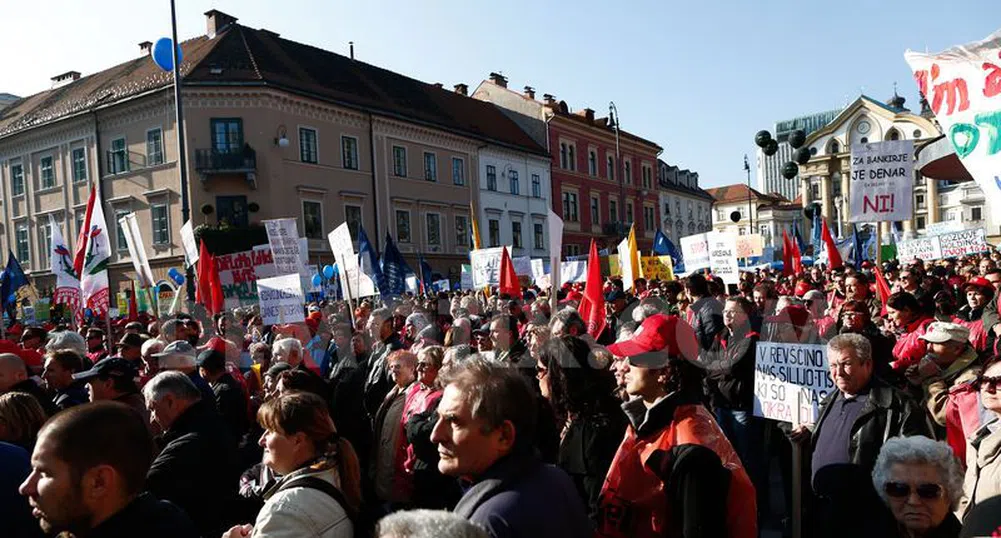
<box><xmin>0</xmin><ymin>251</ymin><xmax>30</xmax><ymax>311</ymax></box>
<box><xmin>498</xmin><ymin>246</ymin><xmax>522</xmax><ymax>299</ymax></box>
<box><xmin>357</xmin><ymin>225</ymin><xmax>386</xmax><ymax>296</ymax></box>
<box><xmin>781</xmin><ymin>230</ymin><xmax>794</xmax><ymax>276</ymax></box>
<box><xmin>653</xmin><ymin>230</ymin><xmax>671</xmax><ymax>255</ymax></box>
<box><xmin>49</xmin><ymin>215</ymin><xmax>81</xmax><ymax>316</ymax></box>
<box><xmin>578</xmin><ymin>239</ymin><xmax>606</xmax><ymax>338</ymax></box>
<box><xmin>821</xmin><ymin>220</ymin><xmax>843</xmax><ymax>269</ymax></box>
<box><xmin>793</xmin><ymin>219</ymin><xmax>807</xmax><ymax>255</ymax></box>
<box><xmin>380</xmin><ymin>233</ymin><xmax>410</xmax><ymax>297</ymax></box>
<box><xmin>80</xmin><ymin>187</ymin><xmax>111</xmax><ymax>316</ymax></box>
<box><xmin>811</xmin><ymin>209</ymin><xmax>822</xmax><ymax>256</ymax></box>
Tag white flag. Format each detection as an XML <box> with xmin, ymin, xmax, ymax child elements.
<box><xmin>48</xmin><ymin>215</ymin><xmax>81</xmax><ymax>312</ymax></box>
<box><xmin>81</xmin><ymin>198</ymin><xmax>111</xmax><ymax>315</ymax></box>
<box><xmin>119</xmin><ymin>213</ymin><xmax>156</xmax><ymax>289</ymax></box>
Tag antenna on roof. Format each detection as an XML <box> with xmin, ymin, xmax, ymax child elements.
<box><xmin>349</xmin><ymin>41</ymin><xmax>354</xmax><ymax>60</ymax></box>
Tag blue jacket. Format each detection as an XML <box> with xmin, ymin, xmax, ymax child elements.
<box><xmin>0</xmin><ymin>442</ymin><xmax>42</xmax><ymax>538</ymax></box>
<box><xmin>453</xmin><ymin>451</ymin><xmax>592</xmax><ymax>538</ymax></box>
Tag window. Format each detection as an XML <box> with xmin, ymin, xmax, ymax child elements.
<box><xmin>512</xmin><ymin>221</ymin><xmax>522</xmax><ymax>249</ymax></box>
<box><xmin>811</xmin><ymin>183</ymin><xmax>820</xmax><ymax>199</ymax></box>
<box><xmin>829</xmin><ymin>140</ymin><xmax>840</xmax><ymax>154</ymax></box>
<box><xmin>916</xmin><ymin>216</ymin><xmax>926</xmax><ymax>229</ymax></box>
<box><xmin>564</xmin><ymin>244</ymin><xmax>581</xmax><ymax>257</ymax></box>
<box><xmin>115</xmin><ymin>210</ymin><xmax>130</xmax><ymax>252</ymax></box>
<box><xmin>110</xmin><ymin>137</ymin><xmax>128</xmax><ymax>174</ymax></box>
<box><xmin>10</xmin><ymin>162</ymin><xmax>24</xmax><ymax>195</ymax></box>
<box><xmin>341</xmin><ymin>136</ymin><xmax>359</xmax><ymax>170</ymax></box>
<box><xmin>39</xmin><ymin>222</ymin><xmax>53</xmax><ymax>268</ymax></box>
<box><xmin>588</xmin><ymin>150</ymin><xmax>597</xmax><ymax>176</ymax></box>
<box><xmin>642</xmin><ymin>166</ymin><xmax>652</xmax><ymax>188</ymax></box>
<box><xmin>216</xmin><ymin>195</ymin><xmax>249</xmax><ymax>227</ymax></box>
<box><xmin>393</xmin><ymin>146</ymin><xmax>407</xmax><ymax>177</ymax></box>
<box><xmin>488</xmin><ymin>219</ymin><xmax>500</xmax><ymax>247</ymax></box>
<box><xmin>455</xmin><ymin>216</ymin><xmax>469</xmax><ymax>247</ymax></box>
<box><xmin>75</xmin><ymin>212</ymin><xmax>85</xmax><ymax>235</ymax></box>
<box><xmin>568</xmin><ymin>145</ymin><xmax>575</xmax><ymax>171</ymax></box>
<box><xmin>644</xmin><ymin>206</ymin><xmax>655</xmax><ymax>231</ymax></box>
<box><xmin>531</xmin><ymin>174</ymin><xmax>541</xmax><ymax>198</ymax></box>
<box><xmin>396</xmin><ymin>210</ymin><xmax>411</xmax><ymax>243</ymax></box>
<box><xmin>626</xmin><ymin>202</ymin><xmax>633</xmax><ymax>224</ymax></box>
<box><xmin>591</xmin><ymin>197</ymin><xmax>599</xmax><ymax>225</ymax></box>
<box><xmin>888</xmin><ymin>130</ymin><xmax>900</xmax><ymax>141</ymax></box>
<box><xmin>739</xmin><ymin>226</ymin><xmax>746</xmax><ymax>235</ymax></box>
<box><xmin>426</xmin><ymin>214</ymin><xmax>441</xmax><ymax>245</ymax></box>
<box><xmin>624</xmin><ymin>161</ymin><xmax>632</xmax><ymax>184</ymax></box>
<box><xmin>916</xmin><ymin>194</ymin><xmax>926</xmax><ymax>210</ymax></box>
<box><xmin>607</xmin><ymin>155</ymin><xmax>614</xmax><ymax>180</ymax></box>
<box><xmin>509</xmin><ymin>170</ymin><xmax>519</xmax><ymax>195</ymax></box>
<box><xmin>151</xmin><ymin>204</ymin><xmax>169</xmax><ymax>245</ymax></box>
<box><xmin>423</xmin><ymin>152</ymin><xmax>437</xmax><ymax>181</ymax></box>
<box><xmin>486</xmin><ymin>165</ymin><xmax>497</xmax><ymax>191</ymax></box>
<box><xmin>299</xmin><ymin>128</ymin><xmax>318</xmax><ymax>164</ymax></box>
<box><xmin>211</xmin><ymin>119</ymin><xmax>243</xmax><ymax>153</ymax></box>
<box><xmin>562</xmin><ymin>192</ymin><xmax>579</xmax><ymax>222</ymax></box>
<box><xmin>147</xmin><ymin>129</ymin><xmax>164</xmax><ymax>166</ymax></box>
<box><xmin>560</xmin><ymin>143</ymin><xmax>568</xmax><ymax>169</ymax></box>
<box><xmin>345</xmin><ymin>205</ymin><xmax>362</xmax><ymax>239</ymax></box>
<box><xmin>452</xmin><ymin>157</ymin><xmax>465</xmax><ymax>186</ymax></box>
<box><xmin>15</xmin><ymin>223</ymin><xmax>29</xmax><ymax>265</ymax></box>
<box><xmin>534</xmin><ymin>223</ymin><xmax>544</xmax><ymax>250</ymax></box>
<box><xmin>610</xmin><ymin>200</ymin><xmax>618</xmax><ymax>223</ymax></box>
<box><xmin>302</xmin><ymin>200</ymin><xmax>323</xmax><ymax>240</ymax></box>
<box><xmin>72</xmin><ymin>148</ymin><xmax>87</xmax><ymax>182</ymax></box>
<box><xmin>972</xmin><ymin>207</ymin><xmax>983</xmax><ymax>221</ymax></box>
<box><xmin>40</xmin><ymin>156</ymin><xmax>54</xmax><ymax>189</ymax></box>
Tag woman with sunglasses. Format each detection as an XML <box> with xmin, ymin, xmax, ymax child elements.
<box><xmin>961</xmin><ymin>357</ymin><xmax>1001</xmax><ymax>520</ymax></box>
<box><xmin>871</xmin><ymin>436</ymin><xmax>963</xmax><ymax>538</ymax></box>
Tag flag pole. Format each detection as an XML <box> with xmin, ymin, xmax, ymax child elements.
<box><xmin>876</xmin><ymin>224</ymin><xmax>883</xmax><ymax>265</ymax></box>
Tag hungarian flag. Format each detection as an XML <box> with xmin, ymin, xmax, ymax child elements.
<box><xmin>821</xmin><ymin>220</ymin><xmax>844</xmax><ymax>269</ymax></box>
<box><xmin>578</xmin><ymin>239</ymin><xmax>606</xmax><ymax>338</ymax></box>
<box><xmin>498</xmin><ymin>246</ymin><xmax>522</xmax><ymax>299</ymax></box>
<box><xmin>79</xmin><ymin>184</ymin><xmax>111</xmax><ymax>316</ymax></box>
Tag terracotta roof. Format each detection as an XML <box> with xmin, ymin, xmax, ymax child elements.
<box><xmin>706</xmin><ymin>183</ymin><xmax>776</xmax><ymax>204</ymax></box>
<box><xmin>0</xmin><ymin>25</ymin><xmax>548</xmax><ymax>156</ymax></box>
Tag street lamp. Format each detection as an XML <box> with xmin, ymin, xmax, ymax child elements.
<box><xmin>743</xmin><ymin>155</ymin><xmax>753</xmax><ymax>233</ymax></box>
<box><xmin>609</xmin><ymin>101</ymin><xmax>626</xmax><ymax>241</ymax></box>
<box><xmin>168</xmin><ymin>0</ymin><xmax>193</xmax><ymax>301</ymax></box>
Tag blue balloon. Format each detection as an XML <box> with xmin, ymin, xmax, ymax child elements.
<box><xmin>312</xmin><ymin>274</ymin><xmax>323</xmax><ymax>287</ymax></box>
<box><xmin>168</xmin><ymin>267</ymin><xmax>185</xmax><ymax>286</ymax></box>
<box><xmin>152</xmin><ymin>37</ymin><xmax>183</xmax><ymax>72</ymax></box>
<box><xmin>322</xmin><ymin>264</ymin><xmax>334</xmax><ymax>279</ymax></box>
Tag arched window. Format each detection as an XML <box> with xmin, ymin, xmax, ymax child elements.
<box><xmin>886</xmin><ymin>129</ymin><xmax>900</xmax><ymax>141</ymax></box>
<box><xmin>828</xmin><ymin>140</ymin><xmax>840</xmax><ymax>154</ymax></box>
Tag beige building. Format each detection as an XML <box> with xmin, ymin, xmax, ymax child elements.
<box><xmin>706</xmin><ymin>184</ymin><xmax>802</xmax><ymax>250</ymax></box>
<box><xmin>0</xmin><ymin>10</ymin><xmax>545</xmax><ymax>296</ymax></box>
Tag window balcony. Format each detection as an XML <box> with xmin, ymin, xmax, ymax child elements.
<box><xmin>195</xmin><ymin>145</ymin><xmax>257</xmax><ymax>188</ymax></box>
<box><xmin>602</xmin><ymin>221</ymin><xmax>631</xmax><ymax>238</ymax></box>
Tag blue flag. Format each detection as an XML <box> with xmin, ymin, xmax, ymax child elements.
<box><xmin>653</xmin><ymin>230</ymin><xmax>670</xmax><ymax>255</ymax></box>
<box><xmin>793</xmin><ymin>219</ymin><xmax>808</xmax><ymax>255</ymax></box>
<box><xmin>851</xmin><ymin>225</ymin><xmax>864</xmax><ymax>269</ymax></box>
<box><xmin>811</xmin><ymin>211</ymin><xmax>822</xmax><ymax>256</ymax></box>
<box><xmin>357</xmin><ymin>225</ymin><xmax>386</xmax><ymax>297</ymax></box>
<box><xmin>380</xmin><ymin>234</ymin><xmax>410</xmax><ymax>297</ymax></box>
<box><xmin>0</xmin><ymin>251</ymin><xmax>29</xmax><ymax>311</ymax></box>
<box><xmin>417</xmin><ymin>251</ymin><xmax>433</xmax><ymax>294</ymax></box>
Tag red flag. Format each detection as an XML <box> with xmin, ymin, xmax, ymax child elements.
<box><xmin>196</xmin><ymin>240</ymin><xmax>215</xmax><ymax>313</ymax></box>
<box><xmin>128</xmin><ymin>281</ymin><xmax>138</xmax><ymax>321</ymax></box>
<box><xmin>873</xmin><ymin>264</ymin><xmax>892</xmax><ymax>316</ymax></box>
<box><xmin>821</xmin><ymin>220</ymin><xmax>843</xmax><ymax>269</ymax></box>
<box><xmin>498</xmin><ymin>247</ymin><xmax>522</xmax><ymax>299</ymax></box>
<box><xmin>578</xmin><ymin>240</ymin><xmax>606</xmax><ymax>338</ymax></box>
<box><xmin>791</xmin><ymin>234</ymin><xmax>803</xmax><ymax>275</ymax></box>
<box><xmin>781</xmin><ymin>231</ymin><xmax>793</xmax><ymax>276</ymax></box>
<box><xmin>73</xmin><ymin>185</ymin><xmax>96</xmax><ymax>277</ymax></box>
<box><xmin>209</xmin><ymin>256</ymin><xmax>224</xmax><ymax>315</ymax></box>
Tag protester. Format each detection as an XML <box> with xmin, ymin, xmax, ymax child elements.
<box><xmin>907</xmin><ymin>322</ymin><xmax>980</xmax><ymax>431</ymax></box>
<box><xmin>74</xmin><ymin>356</ymin><xmax>151</xmax><ymax>429</ymax></box>
<box><xmin>489</xmin><ymin>314</ymin><xmax>528</xmax><ymax>366</ymax></box>
<box><xmin>0</xmin><ymin>392</ymin><xmax>48</xmax><ymax>451</ymax></box>
<box><xmin>685</xmin><ymin>273</ymin><xmax>724</xmax><ymax>349</ymax></box>
<box><xmin>432</xmin><ymin>357</ymin><xmax>591</xmax><ymax>537</ymax></box>
<box><xmin>42</xmin><ymin>349</ymin><xmax>88</xmax><ymax>411</ymax></box>
<box><xmin>871</xmin><ymin>436</ymin><xmax>963</xmax><ymax>538</ymax></box>
<box><xmin>18</xmin><ymin>402</ymin><xmax>198</xmax><ymax>537</ymax></box>
<box><xmin>838</xmin><ymin>299</ymin><xmax>897</xmax><ymax>380</ymax></box>
<box><xmin>1</xmin><ymin>439</ymin><xmax>41</xmax><ymax>538</ymax></box>
<box><xmin>365</xmin><ymin>309</ymin><xmax>404</xmax><ymax>418</ymax></box>
<box><xmin>198</xmin><ymin>348</ymin><xmax>250</xmax><ymax>438</ymax></box>
<box><xmin>376</xmin><ymin>509</ymin><xmax>489</xmax><ymax>538</ymax></box>
<box><xmin>372</xmin><ymin>349</ymin><xmax>418</xmax><ymax>509</ymax></box>
<box><xmin>0</xmin><ymin>353</ymin><xmax>57</xmax><ymax>416</ymax></box>
<box><xmin>887</xmin><ymin>291</ymin><xmax>935</xmax><ymax>372</ymax></box>
<box><xmin>116</xmin><ymin>333</ymin><xmax>145</xmax><ymax>364</ymax></box>
<box><xmin>403</xmin><ymin>346</ymin><xmax>458</xmax><ymax>509</ymax></box>
<box><xmin>960</xmin><ymin>356</ymin><xmax>1001</xmax><ymax>518</ymax></box>
<box><xmin>85</xmin><ymin>327</ymin><xmax>109</xmax><ymax>364</ymax></box>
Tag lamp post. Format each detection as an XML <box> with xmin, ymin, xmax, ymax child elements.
<box><xmin>169</xmin><ymin>0</ymin><xmax>194</xmax><ymax>301</ymax></box>
<box><xmin>609</xmin><ymin>101</ymin><xmax>625</xmax><ymax>241</ymax></box>
<box><xmin>744</xmin><ymin>154</ymin><xmax>753</xmax><ymax>233</ymax></box>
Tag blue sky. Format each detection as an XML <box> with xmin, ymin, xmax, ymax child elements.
<box><xmin>1</xmin><ymin>0</ymin><xmax>996</xmax><ymax>189</ymax></box>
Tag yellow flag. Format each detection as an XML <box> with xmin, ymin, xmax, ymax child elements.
<box><xmin>628</xmin><ymin>225</ymin><xmax>644</xmax><ymax>279</ymax></box>
<box><xmin>469</xmin><ymin>201</ymin><xmax>482</xmax><ymax>250</ymax></box>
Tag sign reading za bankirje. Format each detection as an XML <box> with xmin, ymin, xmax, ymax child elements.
<box><xmin>849</xmin><ymin>139</ymin><xmax>914</xmax><ymax>222</ymax></box>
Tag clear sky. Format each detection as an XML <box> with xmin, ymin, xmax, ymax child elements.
<box><xmin>1</xmin><ymin>0</ymin><xmax>996</xmax><ymax>189</ymax></box>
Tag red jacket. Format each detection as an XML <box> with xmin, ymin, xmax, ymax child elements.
<box><xmin>890</xmin><ymin>316</ymin><xmax>934</xmax><ymax>371</ymax></box>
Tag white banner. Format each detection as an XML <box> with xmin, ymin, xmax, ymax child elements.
<box><xmin>708</xmin><ymin>231</ymin><xmax>739</xmax><ymax>285</ymax></box>
<box><xmin>264</xmin><ymin>218</ymin><xmax>302</xmax><ymax>274</ymax></box>
<box><xmin>118</xmin><ymin>213</ymin><xmax>156</xmax><ymax>289</ymax></box>
<box><xmin>897</xmin><ymin>228</ymin><xmax>989</xmax><ymax>261</ymax></box>
<box><xmin>560</xmin><ymin>260</ymin><xmax>588</xmax><ymax>285</ymax></box>
<box><xmin>512</xmin><ymin>256</ymin><xmax>533</xmax><ymax>277</ymax></box>
<box><xmin>215</xmin><ymin>248</ymin><xmax>277</xmax><ymax>310</ymax></box>
<box><xmin>460</xmin><ymin>264</ymin><xmax>473</xmax><ymax>290</ymax></box>
<box><xmin>257</xmin><ymin>274</ymin><xmax>305</xmax><ymax>325</ymax></box>
<box><xmin>616</xmin><ymin>237</ymin><xmax>634</xmax><ymax>292</ymax></box>
<box><xmin>735</xmin><ymin>234</ymin><xmax>764</xmax><ymax>258</ymax></box>
<box><xmin>548</xmin><ymin>209</ymin><xmax>564</xmax><ymax>298</ymax></box>
<box><xmin>180</xmin><ymin>220</ymin><xmax>198</xmax><ymax>267</ymax></box>
<box><xmin>530</xmin><ymin>258</ymin><xmax>546</xmax><ymax>281</ymax></box>
<box><xmin>337</xmin><ymin>254</ymin><xmax>378</xmax><ymax>299</ymax></box>
<box><xmin>753</xmin><ymin>342</ymin><xmax>833</xmax><ymax>424</ymax></box>
<box><xmin>680</xmin><ymin>232</ymin><xmax>710</xmax><ymax>271</ymax></box>
<box><xmin>906</xmin><ymin>29</ymin><xmax>1001</xmax><ymax>216</ymax></box>
<box><xmin>849</xmin><ymin>140</ymin><xmax>914</xmax><ymax>222</ymax></box>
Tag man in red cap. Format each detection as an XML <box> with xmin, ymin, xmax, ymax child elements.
<box><xmin>597</xmin><ymin>313</ymin><xmax>757</xmax><ymax>538</ymax></box>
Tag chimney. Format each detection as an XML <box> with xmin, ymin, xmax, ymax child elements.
<box><xmin>205</xmin><ymin>9</ymin><xmax>238</xmax><ymax>39</ymax></box>
<box><xmin>433</xmin><ymin>82</ymin><xmax>444</xmax><ymax>89</ymax></box>
<box><xmin>453</xmin><ymin>83</ymin><xmax>468</xmax><ymax>96</ymax></box>
<box><xmin>523</xmin><ymin>86</ymin><xmax>535</xmax><ymax>99</ymax></box>
<box><xmin>488</xmin><ymin>72</ymin><xmax>508</xmax><ymax>88</ymax></box>
<box><xmin>583</xmin><ymin>108</ymin><xmax>595</xmax><ymax>122</ymax></box>
<box><xmin>51</xmin><ymin>71</ymin><xmax>81</xmax><ymax>88</ymax></box>
<box><xmin>542</xmin><ymin>93</ymin><xmax>556</xmax><ymax>106</ymax></box>
<box><xmin>349</xmin><ymin>41</ymin><xmax>354</xmax><ymax>60</ymax></box>
<box><xmin>139</xmin><ymin>41</ymin><xmax>153</xmax><ymax>53</ymax></box>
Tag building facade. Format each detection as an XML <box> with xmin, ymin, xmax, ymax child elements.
<box><xmin>0</xmin><ymin>10</ymin><xmax>547</xmax><ymax>295</ymax></box>
<box><xmin>756</xmin><ymin>108</ymin><xmax>842</xmax><ymax>201</ymax></box>
<box><xmin>656</xmin><ymin>160</ymin><xmax>712</xmax><ymax>245</ymax></box>
<box><xmin>707</xmin><ymin>184</ymin><xmax>802</xmax><ymax>250</ymax></box>
<box><xmin>477</xmin><ymin>145</ymin><xmax>551</xmax><ymax>257</ymax></box>
<box><xmin>473</xmin><ymin>76</ymin><xmax>662</xmax><ymax>256</ymax></box>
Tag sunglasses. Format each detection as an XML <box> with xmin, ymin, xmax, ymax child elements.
<box><xmin>884</xmin><ymin>482</ymin><xmax>944</xmax><ymax>500</ymax></box>
<box><xmin>977</xmin><ymin>375</ymin><xmax>1001</xmax><ymax>392</ymax></box>
<box><xmin>535</xmin><ymin>365</ymin><xmax>548</xmax><ymax>379</ymax></box>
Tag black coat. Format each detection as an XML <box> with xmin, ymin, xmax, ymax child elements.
<box><xmin>85</xmin><ymin>493</ymin><xmax>199</xmax><ymax>538</ymax></box>
<box><xmin>53</xmin><ymin>381</ymin><xmax>89</xmax><ymax>411</ymax></box>
<box><xmin>702</xmin><ymin>326</ymin><xmax>758</xmax><ymax>411</ymax></box>
<box><xmin>558</xmin><ymin>411</ymin><xmax>627</xmax><ymax>522</ymax></box>
<box><xmin>212</xmin><ymin>372</ymin><xmax>249</xmax><ymax>438</ymax></box>
<box><xmin>405</xmin><ymin>395</ymin><xmax>462</xmax><ymax>509</ymax></box>
<box><xmin>146</xmin><ymin>399</ymin><xmax>239</xmax><ymax>537</ymax></box>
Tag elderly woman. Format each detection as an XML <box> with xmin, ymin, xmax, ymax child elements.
<box><xmin>402</xmin><ymin>346</ymin><xmax>459</xmax><ymax>508</ymax></box>
<box><xmin>961</xmin><ymin>356</ymin><xmax>1001</xmax><ymax>518</ymax></box>
<box><xmin>872</xmin><ymin>436</ymin><xmax>963</xmax><ymax>538</ymax></box>
<box><xmin>224</xmin><ymin>391</ymin><xmax>362</xmax><ymax>538</ymax></box>
<box><xmin>372</xmin><ymin>350</ymin><xmax>418</xmax><ymax>508</ymax></box>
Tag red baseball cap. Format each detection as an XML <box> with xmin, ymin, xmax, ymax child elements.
<box><xmin>607</xmin><ymin>314</ymin><xmax>698</xmax><ymax>365</ymax></box>
<box><xmin>794</xmin><ymin>281</ymin><xmax>812</xmax><ymax>298</ymax></box>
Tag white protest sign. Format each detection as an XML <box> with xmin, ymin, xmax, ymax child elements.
<box><xmin>735</xmin><ymin>234</ymin><xmax>764</xmax><ymax>258</ymax></box>
<box><xmin>530</xmin><ymin>259</ymin><xmax>546</xmax><ymax>281</ymax></box>
<box><xmin>215</xmin><ymin>247</ymin><xmax>277</xmax><ymax>309</ymax></box>
<box><xmin>926</xmin><ymin>221</ymin><xmax>965</xmax><ymax>236</ymax></box>
<box><xmin>180</xmin><ymin>220</ymin><xmax>199</xmax><ymax>267</ymax></box>
<box><xmin>405</xmin><ymin>275</ymin><xmax>419</xmax><ymax>294</ymax></box>
<box><xmin>460</xmin><ymin>264</ymin><xmax>473</xmax><ymax>290</ymax></box>
<box><xmin>257</xmin><ymin>274</ymin><xmax>305</xmax><ymax>325</ymax></box>
<box><xmin>753</xmin><ymin>342</ymin><xmax>833</xmax><ymax>424</ymax></box>
<box><xmin>338</xmin><ymin>254</ymin><xmax>378</xmax><ymax>298</ymax></box>
<box><xmin>264</xmin><ymin>218</ymin><xmax>302</xmax><ymax>274</ymax></box>
<box><xmin>897</xmin><ymin>228</ymin><xmax>988</xmax><ymax>261</ymax></box>
<box><xmin>849</xmin><ymin>140</ymin><xmax>914</xmax><ymax>222</ymax></box>
<box><xmin>906</xmin><ymin>30</ymin><xmax>1001</xmax><ymax>216</ymax></box>
<box><xmin>560</xmin><ymin>260</ymin><xmax>588</xmax><ymax>285</ymax></box>
<box><xmin>708</xmin><ymin>231</ymin><xmax>739</xmax><ymax>285</ymax></box>
<box><xmin>433</xmin><ymin>279</ymin><xmax>450</xmax><ymax>292</ymax></box>
<box><xmin>512</xmin><ymin>256</ymin><xmax>533</xmax><ymax>277</ymax></box>
<box><xmin>616</xmin><ymin>237</ymin><xmax>634</xmax><ymax>291</ymax></box>
<box><xmin>469</xmin><ymin>247</ymin><xmax>511</xmax><ymax>288</ymax></box>
<box><xmin>680</xmin><ymin>233</ymin><xmax>710</xmax><ymax>271</ymax></box>
<box><xmin>298</xmin><ymin>238</ymin><xmax>312</xmax><ymax>276</ymax></box>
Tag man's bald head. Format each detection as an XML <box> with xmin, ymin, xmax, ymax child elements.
<box><xmin>0</xmin><ymin>353</ymin><xmax>27</xmax><ymax>392</ymax></box>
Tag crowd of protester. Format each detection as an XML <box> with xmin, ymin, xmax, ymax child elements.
<box><xmin>4</xmin><ymin>252</ymin><xmax>1001</xmax><ymax>537</ymax></box>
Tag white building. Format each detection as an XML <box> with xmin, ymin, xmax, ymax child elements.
<box><xmin>757</xmin><ymin>108</ymin><xmax>842</xmax><ymax>201</ymax></box>
<box><xmin>477</xmin><ymin>146</ymin><xmax>551</xmax><ymax>257</ymax></box>
<box><xmin>707</xmin><ymin>183</ymin><xmax>802</xmax><ymax>250</ymax></box>
<box><xmin>657</xmin><ymin>160</ymin><xmax>712</xmax><ymax>244</ymax></box>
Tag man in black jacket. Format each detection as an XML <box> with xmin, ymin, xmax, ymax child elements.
<box><xmin>791</xmin><ymin>333</ymin><xmax>933</xmax><ymax>538</ymax></box>
<box><xmin>42</xmin><ymin>350</ymin><xmax>88</xmax><ymax>411</ymax></box>
<box><xmin>143</xmin><ymin>371</ymin><xmax>239</xmax><ymax>537</ymax></box>
<box><xmin>197</xmin><ymin>348</ymin><xmax>249</xmax><ymax>439</ymax></box>
<box><xmin>685</xmin><ymin>274</ymin><xmax>724</xmax><ymax>350</ymax></box>
<box><xmin>18</xmin><ymin>402</ymin><xmax>198</xmax><ymax>538</ymax></box>
<box><xmin>364</xmin><ymin>308</ymin><xmax>403</xmax><ymax>417</ymax></box>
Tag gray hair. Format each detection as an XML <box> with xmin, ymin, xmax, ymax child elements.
<box><xmin>142</xmin><ymin>371</ymin><xmax>201</xmax><ymax>403</ymax></box>
<box><xmin>141</xmin><ymin>339</ymin><xmax>164</xmax><ymax>358</ymax></box>
<box><xmin>632</xmin><ymin>302</ymin><xmax>662</xmax><ymax>323</ymax></box>
<box><xmin>437</xmin><ymin>357</ymin><xmax>536</xmax><ymax>446</ymax></box>
<box><xmin>460</xmin><ymin>295</ymin><xmax>481</xmax><ymax>316</ymax></box>
<box><xmin>450</xmin><ymin>318</ymin><xmax>472</xmax><ymax>345</ymax></box>
<box><xmin>272</xmin><ymin>337</ymin><xmax>303</xmax><ymax>361</ymax></box>
<box><xmin>827</xmin><ymin>333</ymin><xmax>873</xmax><ymax>365</ymax></box>
<box><xmin>872</xmin><ymin>436</ymin><xmax>963</xmax><ymax>509</ymax></box>
<box><xmin>443</xmin><ymin>345</ymin><xmax>475</xmax><ymax>366</ymax></box>
<box><xmin>369</xmin><ymin>308</ymin><xmax>391</xmax><ymax>326</ymax></box>
<box><xmin>377</xmin><ymin>509</ymin><xmax>488</xmax><ymax>538</ymax></box>
<box><xmin>45</xmin><ymin>331</ymin><xmax>87</xmax><ymax>356</ymax></box>
<box><xmin>775</xmin><ymin>295</ymin><xmax>804</xmax><ymax>312</ymax></box>
<box><xmin>160</xmin><ymin>319</ymin><xmax>183</xmax><ymax>342</ymax></box>
<box><xmin>550</xmin><ymin>308</ymin><xmax>585</xmax><ymax>335</ymax></box>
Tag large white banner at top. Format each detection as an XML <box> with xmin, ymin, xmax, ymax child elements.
<box><xmin>264</xmin><ymin>218</ymin><xmax>302</xmax><ymax>274</ymax></box>
<box><xmin>905</xmin><ymin>29</ymin><xmax>1001</xmax><ymax>215</ymax></box>
<box><xmin>849</xmin><ymin>140</ymin><xmax>914</xmax><ymax>222</ymax></box>
<box><xmin>680</xmin><ymin>233</ymin><xmax>710</xmax><ymax>272</ymax></box>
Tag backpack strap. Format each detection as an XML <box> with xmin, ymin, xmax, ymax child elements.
<box><xmin>277</xmin><ymin>475</ymin><xmax>356</xmax><ymax>525</ymax></box>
